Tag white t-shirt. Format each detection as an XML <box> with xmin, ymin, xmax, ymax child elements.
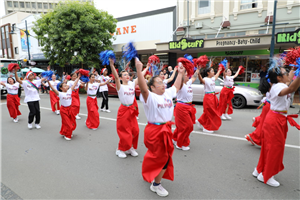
<box><xmin>269</xmin><ymin>83</ymin><xmax>290</xmax><ymax>111</ymax></box>
<box><xmin>177</xmin><ymin>79</ymin><xmax>193</xmax><ymax>102</ymax></box>
<box><xmin>98</xmin><ymin>75</ymin><xmax>109</xmax><ymax>92</ymax></box>
<box><xmin>224</xmin><ymin>76</ymin><xmax>234</xmax><ymax>87</ymax></box>
<box><xmin>204</xmin><ymin>77</ymin><xmax>215</xmax><ymax>93</ymax></box>
<box><xmin>21</xmin><ymin>79</ymin><xmax>41</xmax><ymax>103</ymax></box>
<box><xmin>163</xmin><ymin>79</ymin><xmax>168</xmax><ymax>88</ymax></box>
<box><xmin>49</xmin><ymin>80</ymin><xmax>60</xmax><ymax>91</ymax></box>
<box><xmin>87</xmin><ymin>82</ymin><xmax>100</xmax><ymax>99</ymax></box>
<box><xmin>5</xmin><ymin>83</ymin><xmax>19</xmax><ymax>95</ymax></box>
<box><xmin>140</xmin><ymin>86</ymin><xmax>177</xmax><ymax>123</ymax></box>
<box><xmin>117</xmin><ymin>81</ymin><xmax>135</xmax><ymax>105</ymax></box>
<box><xmin>67</xmin><ymin>80</ymin><xmax>81</xmax><ymax>90</ymax></box>
<box><xmin>58</xmin><ymin>89</ymin><xmax>72</xmax><ymax>107</ymax></box>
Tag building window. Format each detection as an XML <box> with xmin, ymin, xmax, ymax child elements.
<box><xmin>258</xmin><ymin>29</ymin><xmax>267</xmax><ymax>34</ymax></box>
<box><xmin>19</xmin><ymin>2</ymin><xmax>25</xmax><ymax>8</ymax></box>
<box><xmin>32</xmin><ymin>2</ymin><xmax>36</xmax><ymax>9</ymax></box>
<box><xmin>206</xmin><ymin>34</ymin><xmax>215</xmax><ymax>39</ymax></box>
<box><xmin>198</xmin><ymin>0</ymin><xmax>210</xmax><ymax>15</ymax></box>
<box><xmin>13</xmin><ymin>1</ymin><xmax>19</xmax><ymax>8</ymax></box>
<box><xmin>43</xmin><ymin>3</ymin><xmax>48</xmax><ymax>9</ymax></box>
<box><xmin>7</xmin><ymin>1</ymin><xmax>12</xmax><ymax>7</ymax></box>
<box><xmin>240</xmin><ymin>0</ymin><xmax>257</xmax><ymax>10</ymax></box>
<box><xmin>15</xmin><ymin>47</ymin><xmax>19</xmax><ymax>54</ymax></box>
<box><xmin>26</xmin><ymin>2</ymin><xmax>31</xmax><ymax>8</ymax></box>
<box><xmin>236</xmin><ymin>31</ymin><xmax>246</xmax><ymax>36</ymax></box>
<box><xmin>285</xmin><ymin>27</ymin><xmax>295</xmax><ymax>32</ymax></box>
<box><xmin>49</xmin><ymin>3</ymin><xmax>53</xmax><ymax>9</ymax></box>
<box><xmin>38</xmin><ymin>3</ymin><xmax>42</xmax><ymax>9</ymax></box>
<box><xmin>275</xmin><ymin>28</ymin><xmax>283</xmax><ymax>33</ymax></box>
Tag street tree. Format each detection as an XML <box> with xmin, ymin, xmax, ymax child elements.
<box><xmin>33</xmin><ymin>1</ymin><xmax>117</xmax><ymax>68</ymax></box>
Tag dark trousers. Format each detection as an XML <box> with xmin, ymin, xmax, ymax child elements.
<box><xmin>101</xmin><ymin>91</ymin><xmax>109</xmax><ymax>110</ymax></box>
<box><xmin>27</xmin><ymin>101</ymin><xmax>41</xmax><ymax>124</ymax></box>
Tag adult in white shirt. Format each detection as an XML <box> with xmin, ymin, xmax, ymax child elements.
<box><xmin>196</xmin><ymin>66</ymin><xmax>223</xmax><ymax>133</ymax></box>
<box><xmin>98</xmin><ymin>68</ymin><xmax>114</xmax><ymax>112</ymax></box>
<box><xmin>47</xmin><ymin>75</ymin><xmax>81</xmax><ymax>141</ymax></box>
<box><xmin>137</xmin><ymin>58</ymin><xmax>185</xmax><ymax>197</ymax></box>
<box><xmin>218</xmin><ymin>67</ymin><xmax>242</xmax><ymax>120</ymax></box>
<box><xmin>15</xmin><ymin>70</ymin><xmax>46</xmax><ymax>129</ymax></box>
<box><xmin>85</xmin><ymin>73</ymin><xmax>111</xmax><ymax>130</ymax></box>
<box><xmin>0</xmin><ymin>77</ymin><xmax>21</xmax><ymax>122</ymax></box>
<box><xmin>48</xmin><ymin>74</ymin><xmax>61</xmax><ymax>115</ymax></box>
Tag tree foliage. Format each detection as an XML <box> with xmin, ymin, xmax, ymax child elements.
<box><xmin>32</xmin><ymin>1</ymin><xmax>117</xmax><ymax>67</ymax></box>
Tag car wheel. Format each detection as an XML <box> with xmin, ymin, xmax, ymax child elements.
<box><xmin>232</xmin><ymin>94</ymin><xmax>246</xmax><ymax>109</ymax></box>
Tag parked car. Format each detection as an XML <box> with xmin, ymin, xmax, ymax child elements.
<box><xmin>191</xmin><ymin>78</ymin><xmax>263</xmax><ymax>109</ymax></box>
<box><xmin>108</xmin><ymin>83</ymin><xmax>141</xmax><ymax>99</ymax></box>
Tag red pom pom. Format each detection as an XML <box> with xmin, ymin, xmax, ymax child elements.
<box><xmin>177</xmin><ymin>57</ymin><xmax>194</xmax><ymax>77</ymax></box>
<box><xmin>66</xmin><ymin>75</ymin><xmax>71</xmax><ymax>80</ymax></box>
<box><xmin>192</xmin><ymin>58</ymin><xmax>198</xmax><ymax>67</ymax></box>
<box><xmin>285</xmin><ymin>47</ymin><xmax>300</xmax><ymax>65</ymax></box>
<box><xmin>78</xmin><ymin>69</ymin><xmax>89</xmax><ymax>77</ymax></box>
<box><xmin>238</xmin><ymin>66</ymin><xmax>245</xmax><ymax>75</ymax></box>
<box><xmin>109</xmin><ymin>73</ymin><xmax>115</xmax><ymax>81</ymax></box>
<box><xmin>148</xmin><ymin>55</ymin><xmax>160</xmax><ymax>65</ymax></box>
<box><xmin>196</xmin><ymin>55</ymin><xmax>209</xmax><ymax>68</ymax></box>
<box><xmin>8</xmin><ymin>63</ymin><xmax>20</xmax><ymax>72</ymax></box>
<box><xmin>218</xmin><ymin>64</ymin><xmax>225</xmax><ymax>74</ymax></box>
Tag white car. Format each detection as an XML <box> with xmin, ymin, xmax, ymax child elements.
<box><xmin>192</xmin><ymin>78</ymin><xmax>263</xmax><ymax>109</ymax></box>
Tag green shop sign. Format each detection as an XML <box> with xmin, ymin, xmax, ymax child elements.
<box><xmin>169</xmin><ymin>38</ymin><xmax>204</xmax><ymax>51</ymax></box>
<box><xmin>197</xmin><ymin>49</ymin><xmax>280</xmax><ymax>57</ymax></box>
<box><xmin>276</xmin><ymin>28</ymin><xmax>300</xmax><ymax>44</ymax></box>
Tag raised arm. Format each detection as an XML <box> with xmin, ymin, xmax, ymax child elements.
<box><xmin>0</xmin><ymin>82</ymin><xmax>5</xmax><ymax>86</ymax></box>
<box><xmin>198</xmin><ymin>70</ymin><xmax>205</xmax><ymax>85</ymax></box>
<box><xmin>166</xmin><ymin>67</ymin><xmax>178</xmax><ymax>83</ymax></box>
<box><xmin>47</xmin><ymin>81</ymin><xmax>59</xmax><ymax>96</ymax></box>
<box><xmin>191</xmin><ymin>68</ymin><xmax>200</xmax><ymax>83</ymax></box>
<box><xmin>134</xmin><ymin>64</ymin><xmax>150</xmax><ymax>87</ymax></box>
<box><xmin>214</xmin><ymin>67</ymin><xmax>222</xmax><ymax>80</ymax></box>
<box><xmin>70</xmin><ymin>75</ymin><xmax>81</xmax><ymax>91</ymax></box>
<box><xmin>109</xmin><ymin>58</ymin><xmax>121</xmax><ymax>91</ymax></box>
<box><xmin>173</xmin><ymin>63</ymin><xmax>184</xmax><ymax>93</ymax></box>
<box><xmin>279</xmin><ymin>76</ymin><xmax>300</xmax><ymax>96</ymax></box>
<box><xmin>136</xmin><ymin>58</ymin><xmax>149</xmax><ymax>103</ymax></box>
<box><xmin>233</xmin><ymin>67</ymin><xmax>242</xmax><ymax>79</ymax></box>
<box><xmin>14</xmin><ymin>70</ymin><xmax>23</xmax><ymax>84</ymax></box>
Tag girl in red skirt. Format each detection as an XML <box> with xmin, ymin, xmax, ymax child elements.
<box><xmin>196</xmin><ymin>66</ymin><xmax>222</xmax><ymax>133</ymax></box>
<box><xmin>85</xmin><ymin>74</ymin><xmax>111</xmax><ymax>130</ymax></box>
<box><xmin>1</xmin><ymin>77</ymin><xmax>21</xmax><ymax>122</ymax></box>
<box><xmin>47</xmin><ymin>75</ymin><xmax>81</xmax><ymax>140</ymax></box>
<box><xmin>173</xmin><ymin>67</ymin><xmax>200</xmax><ymax>151</ymax></box>
<box><xmin>252</xmin><ymin>67</ymin><xmax>300</xmax><ymax>187</ymax></box>
<box><xmin>67</xmin><ymin>73</ymin><xmax>84</xmax><ymax>120</ymax></box>
<box><xmin>48</xmin><ymin>74</ymin><xmax>60</xmax><ymax>115</ymax></box>
<box><xmin>137</xmin><ymin>58</ymin><xmax>185</xmax><ymax>197</ymax></box>
<box><xmin>218</xmin><ymin>67</ymin><xmax>242</xmax><ymax>120</ymax></box>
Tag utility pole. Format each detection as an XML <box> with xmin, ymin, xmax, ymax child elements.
<box><xmin>269</xmin><ymin>0</ymin><xmax>277</xmax><ymax>59</ymax></box>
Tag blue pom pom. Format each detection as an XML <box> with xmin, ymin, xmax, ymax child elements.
<box><xmin>99</xmin><ymin>50</ymin><xmax>116</xmax><ymax>66</ymax></box>
<box><xmin>56</xmin><ymin>82</ymin><xmax>61</xmax><ymax>91</ymax></box>
<box><xmin>41</xmin><ymin>71</ymin><xmax>54</xmax><ymax>81</ymax></box>
<box><xmin>220</xmin><ymin>59</ymin><xmax>228</xmax><ymax>69</ymax></box>
<box><xmin>80</xmin><ymin>75</ymin><xmax>89</xmax><ymax>83</ymax></box>
<box><xmin>290</xmin><ymin>57</ymin><xmax>300</xmax><ymax>77</ymax></box>
<box><xmin>184</xmin><ymin>54</ymin><xmax>194</xmax><ymax>64</ymax></box>
<box><xmin>268</xmin><ymin>57</ymin><xmax>281</xmax><ymax>74</ymax></box>
<box><xmin>122</xmin><ymin>41</ymin><xmax>138</xmax><ymax>62</ymax></box>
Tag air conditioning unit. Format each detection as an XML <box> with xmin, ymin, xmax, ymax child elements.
<box><xmin>195</xmin><ymin>22</ymin><xmax>203</xmax><ymax>29</ymax></box>
<box><xmin>176</xmin><ymin>31</ymin><xmax>185</xmax><ymax>36</ymax></box>
<box><xmin>180</xmin><ymin>20</ymin><xmax>190</xmax><ymax>27</ymax></box>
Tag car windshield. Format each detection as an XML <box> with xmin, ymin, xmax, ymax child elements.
<box><xmin>192</xmin><ymin>77</ymin><xmax>225</xmax><ymax>86</ymax></box>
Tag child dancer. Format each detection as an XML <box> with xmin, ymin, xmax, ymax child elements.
<box><xmin>173</xmin><ymin>67</ymin><xmax>199</xmax><ymax>151</ymax></box>
<box><xmin>196</xmin><ymin>66</ymin><xmax>222</xmax><ymax>133</ymax></box>
<box><xmin>47</xmin><ymin>75</ymin><xmax>81</xmax><ymax>140</ymax></box>
<box><xmin>137</xmin><ymin>58</ymin><xmax>185</xmax><ymax>197</ymax></box>
<box><xmin>85</xmin><ymin>73</ymin><xmax>111</xmax><ymax>130</ymax></box>
<box><xmin>48</xmin><ymin>74</ymin><xmax>60</xmax><ymax>115</ymax></box>
<box><xmin>158</xmin><ymin>66</ymin><xmax>177</xmax><ymax>88</ymax></box>
<box><xmin>0</xmin><ymin>77</ymin><xmax>21</xmax><ymax>122</ymax></box>
<box><xmin>218</xmin><ymin>67</ymin><xmax>242</xmax><ymax>120</ymax></box>
<box><xmin>252</xmin><ymin>66</ymin><xmax>300</xmax><ymax>187</ymax></box>
<box><xmin>67</xmin><ymin>72</ymin><xmax>84</xmax><ymax>120</ymax></box>
<box><xmin>15</xmin><ymin>70</ymin><xmax>46</xmax><ymax>129</ymax></box>
<box><xmin>98</xmin><ymin>68</ymin><xmax>113</xmax><ymax>112</ymax></box>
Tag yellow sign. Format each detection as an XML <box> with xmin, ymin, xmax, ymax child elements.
<box><xmin>169</xmin><ymin>38</ymin><xmax>204</xmax><ymax>51</ymax></box>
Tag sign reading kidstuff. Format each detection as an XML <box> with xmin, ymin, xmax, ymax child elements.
<box><xmin>169</xmin><ymin>38</ymin><xmax>204</xmax><ymax>51</ymax></box>
<box><xmin>276</xmin><ymin>28</ymin><xmax>300</xmax><ymax>44</ymax></box>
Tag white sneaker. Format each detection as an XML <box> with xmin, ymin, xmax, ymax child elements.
<box><xmin>195</xmin><ymin>120</ymin><xmax>202</xmax><ymax>129</ymax></box>
<box><xmin>221</xmin><ymin>114</ymin><xmax>227</xmax><ymax>120</ymax></box>
<box><xmin>28</xmin><ymin>123</ymin><xmax>33</xmax><ymax>129</ymax></box>
<box><xmin>35</xmin><ymin>124</ymin><xmax>41</xmax><ymax>129</ymax></box>
<box><xmin>125</xmin><ymin>147</ymin><xmax>138</xmax><ymax>157</ymax></box>
<box><xmin>75</xmin><ymin>114</ymin><xmax>81</xmax><ymax>120</ymax></box>
<box><xmin>257</xmin><ymin>173</ymin><xmax>280</xmax><ymax>187</ymax></box>
<box><xmin>64</xmin><ymin>136</ymin><xmax>71</xmax><ymax>141</ymax></box>
<box><xmin>175</xmin><ymin>144</ymin><xmax>182</xmax><ymax>150</ymax></box>
<box><xmin>172</xmin><ymin>139</ymin><xmax>177</xmax><ymax>145</ymax></box>
<box><xmin>182</xmin><ymin>146</ymin><xmax>190</xmax><ymax>151</ymax></box>
<box><xmin>105</xmin><ymin>109</ymin><xmax>111</xmax><ymax>113</ymax></box>
<box><xmin>150</xmin><ymin>183</ymin><xmax>169</xmax><ymax>197</ymax></box>
<box><xmin>100</xmin><ymin>108</ymin><xmax>105</xmax><ymax>112</ymax></box>
<box><xmin>252</xmin><ymin>167</ymin><xmax>259</xmax><ymax>177</ymax></box>
<box><xmin>252</xmin><ymin>117</ymin><xmax>256</xmax><ymax>122</ymax></box>
<box><xmin>55</xmin><ymin>110</ymin><xmax>60</xmax><ymax>115</ymax></box>
<box><xmin>203</xmin><ymin>128</ymin><xmax>214</xmax><ymax>133</ymax></box>
<box><xmin>13</xmin><ymin>117</ymin><xmax>18</xmax><ymax>123</ymax></box>
<box><xmin>116</xmin><ymin>149</ymin><xmax>127</xmax><ymax>158</ymax></box>
<box><xmin>225</xmin><ymin>114</ymin><xmax>232</xmax><ymax>119</ymax></box>
<box><xmin>136</xmin><ymin>116</ymin><xmax>139</xmax><ymax>120</ymax></box>
<box><xmin>92</xmin><ymin>128</ymin><xmax>97</xmax><ymax>131</ymax></box>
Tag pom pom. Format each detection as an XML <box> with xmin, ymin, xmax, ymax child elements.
<box><xmin>285</xmin><ymin>47</ymin><xmax>300</xmax><ymax>66</ymax></box>
<box><xmin>177</xmin><ymin>57</ymin><xmax>194</xmax><ymax>77</ymax></box>
<box><xmin>80</xmin><ymin>75</ymin><xmax>89</xmax><ymax>83</ymax></box>
<box><xmin>41</xmin><ymin>71</ymin><xmax>54</xmax><ymax>81</ymax></box>
<box><xmin>218</xmin><ymin>64</ymin><xmax>226</xmax><ymax>74</ymax></box>
<box><xmin>196</xmin><ymin>55</ymin><xmax>209</xmax><ymax>68</ymax></box>
<box><xmin>56</xmin><ymin>82</ymin><xmax>61</xmax><ymax>91</ymax></box>
<box><xmin>122</xmin><ymin>41</ymin><xmax>138</xmax><ymax>62</ymax></box>
<box><xmin>109</xmin><ymin>73</ymin><xmax>115</xmax><ymax>81</ymax></box>
<box><xmin>238</xmin><ymin>66</ymin><xmax>245</xmax><ymax>75</ymax></box>
<box><xmin>290</xmin><ymin>57</ymin><xmax>300</xmax><ymax>77</ymax></box>
<box><xmin>78</xmin><ymin>69</ymin><xmax>90</xmax><ymax>77</ymax></box>
<box><xmin>268</xmin><ymin>57</ymin><xmax>281</xmax><ymax>74</ymax></box>
<box><xmin>8</xmin><ymin>63</ymin><xmax>20</xmax><ymax>72</ymax></box>
<box><xmin>99</xmin><ymin>50</ymin><xmax>116</xmax><ymax>66</ymax></box>
<box><xmin>219</xmin><ymin>58</ymin><xmax>228</xmax><ymax>69</ymax></box>
<box><xmin>148</xmin><ymin>55</ymin><xmax>160</xmax><ymax>65</ymax></box>
<box><xmin>66</xmin><ymin>75</ymin><xmax>71</xmax><ymax>80</ymax></box>
<box><xmin>192</xmin><ymin>58</ymin><xmax>198</xmax><ymax>67</ymax></box>
<box><xmin>184</xmin><ymin>54</ymin><xmax>194</xmax><ymax>64</ymax></box>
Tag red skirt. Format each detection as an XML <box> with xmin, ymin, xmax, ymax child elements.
<box><xmin>198</xmin><ymin>94</ymin><xmax>222</xmax><ymax>131</ymax></box>
<box><xmin>86</xmin><ymin>96</ymin><xmax>99</xmax><ymax>129</ymax></box>
<box><xmin>6</xmin><ymin>94</ymin><xmax>21</xmax><ymax>119</ymax></box>
<box><xmin>142</xmin><ymin>123</ymin><xmax>174</xmax><ymax>183</ymax></box>
<box><xmin>60</xmin><ymin>106</ymin><xmax>76</xmax><ymax>138</ymax></box>
<box><xmin>249</xmin><ymin>102</ymin><xmax>270</xmax><ymax>146</ymax></box>
<box><xmin>256</xmin><ymin>111</ymin><xmax>300</xmax><ymax>184</ymax></box>
<box><xmin>71</xmin><ymin>90</ymin><xmax>80</xmax><ymax>116</ymax></box>
<box><xmin>49</xmin><ymin>90</ymin><xmax>60</xmax><ymax>112</ymax></box>
<box><xmin>173</xmin><ymin>102</ymin><xmax>196</xmax><ymax>147</ymax></box>
<box><xmin>116</xmin><ymin>104</ymin><xmax>139</xmax><ymax>151</ymax></box>
<box><xmin>133</xmin><ymin>97</ymin><xmax>139</xmax><ymax>116</ymax></box>
<box><xmin>218</xmin><ymin>87</ymin><xmax>234</xmax><ymax>116</ymax></box>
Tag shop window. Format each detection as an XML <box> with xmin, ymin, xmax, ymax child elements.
<box><xmin>236</xmin><ymin>32</ymin><xmax>246</xmax><ymax>36</ymax></box>
<box><xmin>26</xmin><ymin>2</ymin><xmax>31</xmax><ymax>8</ymax></box>
<box><xmin>206</xmin><ymin>34</ymin><xmax>215</xmax><ymax>39</ymax></box>
<box><xmin>19</xmin><ymin>2</ymin><xmax>25</xmax><ymax>8</ymax></box>
<box><xmin>32</xmin><ymin>2</ymin><xmax>36</xmax><ymax>9</ymax></box>
<box><xmin>198</xmin><ymin>0</ymin><xmax>210</xmax><ymax>15</ymax></box>
<box><xmin>285</xmin><ymin>27</ymin><xmax>295</xmax><ymax>32</ymax></box>
<box><xmin>216</xmin><ymin>33</ymin><xmax>225</xmax><ymax>38</ymax></box>
<box><xmin>247</xmin><ymin>55</ymin><xmax>269</xmax><ymax>82</ymax></box>
<box><xmin>38</xmin><ymin>3</ymin><xmax>42</xmax><ymax>9</ymax></box>
<box><xmin>258</xmin><ymin>29</ymin><xmax>267</xmax><ymax>34</ymax></box>
<box><xmin>13</xmin><ymin>1</ymin><xmax>18</xmax><ymax>8</ymax></box>
<box><xmin>240</xmin><ymin>0</ymin><xmax>257</xmax><ymax>10</ymax></box>
<box><xmin>226</xmin><ymin>32</ymin><xmax>246</xmax><ymax>37</ymax></box>
<box><xmin>43</xmin><ymin>3</ymin><xmax>48</xmax><ymax>9</ymax></box>
<box><xmin>7</xmin><ymin>1</ymin><xmax>12</xmax><ymax>7</ymax></box>
<box><xmin>275</xmin><ymin>28</ymin><xmax>283</xmax><ymax>33</ymax></box>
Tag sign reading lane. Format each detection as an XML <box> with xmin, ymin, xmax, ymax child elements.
<box><xmin>276</xmin><ymin>28</ymin><xmax>300</xmax><ymax>45</ymax></box>
<box><xmin>169</xmin><ymin>38</ymin><xmax>204</xmax><ymax>51</ymax></box>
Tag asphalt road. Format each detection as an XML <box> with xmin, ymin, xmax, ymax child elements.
<box><xmin>1</xmin><ymin>93</ymin><xmax>300</xmax><ymax>199</ymax></box>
